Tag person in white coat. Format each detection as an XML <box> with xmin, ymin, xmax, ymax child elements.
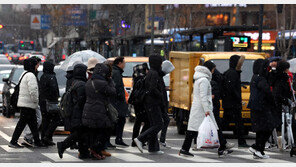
<box><xmin>179</xmin><ymin>65</ymin><xmax>218</xmax><ymax>157</ymax></box>
<box><xmin>9</xmin><ymin>58</ymin><xmax>46</xmax><ymax>148</ymax></box>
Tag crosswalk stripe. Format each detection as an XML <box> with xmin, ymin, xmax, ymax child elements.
<box><xmin>0</xmin><ymin>145</ymin><xmax>33</xmax><ymax>152</ymax></box>
<box><xmin>40</xmin><ymin>161</ymin><xmax>52</xmax><ymax>163</ymax></box>
<box><xmin>169</xmin><ymin>154</ymin><xmax>223</xmax><ymax>163</ymax></box>
<box><xmin>42</xmin><ymin>153</ymin><xmax>83</xmax><ymax>162</ymax></box>
<box><xmin>111</xmin><ymin>153</ymin><xmax>155</xmax><ymax>162</ymax></box>
<box><xmin>170</xmin><ymin>147</ymin><xmax>217</xmax><ymax>155</ymax></box>
<box><xmin>0</xmin><ymin>130</ymin><xmax>11</xmax><ymax>141</ymax></box>
<box><xmin>229</xmin><ymin>154</ymin><xmax>293</xmax><ymax>163</ymax></box>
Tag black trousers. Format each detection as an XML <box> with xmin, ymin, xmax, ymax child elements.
<box><xmin>132</xmin><ymin>105</ymin><xmax>150</xmax><ymax>140</ymax></box>
<box><xmin>182</xmin><ymin>130</ymin><xmax>198</xmax><ymax>152</ymax></box>
<box><xmin>60</xmin><ymin>127</ymin><xmax>89</xmax><ymax>155</ymax></box>
<box><xmin>138</xmin><ymin>105</ymin><xmax>163</xmax><ymax>152</ymax></box>
<box><xmin>88</xmin><ymin>128</ymin><xmax>110</xmax><ymax>153</ymax></box>
<box><xmin>116</xmin><ymin>116</ymin><xmax>126</xmax><ymax>142</ymax></box>
<box><xmin>160</xmin><ymin>109</ymin><xmax>170</xmax><ymax>143</ymax></box>
<box><xmin>252</xmin><ymin>130</ymin><xmax>272</xmax><ymax>152</ymax></box>
<box><xmin>11</xmin><ymin>107</ymin><xmax>41</xmax><ymax>144</ymax></box>
<box><xmin>213</xmin><ymin>107</ymin><xmax>227</xmax><ymax>150</ymax></box>
<box><xmin>224</xmin><ymin>107</ymin><xmax>246</xmax><ymax>145</ymax></box>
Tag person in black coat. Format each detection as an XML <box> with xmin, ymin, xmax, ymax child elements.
<box><xmin>272</xmin><ymin>60</ymin><xmax>296</xmax><ymax>157</ymax></box>
<box><xmin>57</xmin><ymin>64</ymin><xmax>89</xmax><ymax>159</ymax></box>
<box><xmin>130</xmin><ymin>63</ymin><xmax>150</xmax><ymax>147</ymax></box>
<box><xmin>134</xmin><ymin>54</ymin><xmax>165</xmax><ymax>155</ymax></box>
<box><xmin>111</xmin><ymin>56</ymin><xmax>129</xmax><ymax>147</ymax></box>
<box><xmin>39</xmin><ymin>61</ymin><xmax>60</xmax><ymax>146</ymax></box>
<box><xmin>248</xmin><ymin>59</ymin><xmax>278</xmax><ymax>159</ymax></box>
<box><xmin>82</xmin><ymin>63</ymin><xmax>116</xmax><ymax>160</ymax></box>
<box><xmin>222</xmin><ymin>55</ymin><xmax>249</xmax><ymax>147</ymax></box>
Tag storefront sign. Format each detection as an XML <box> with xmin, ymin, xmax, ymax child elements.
<box><xmin>224</xmin><ymin>31</ymin><xmax>277</xmax><ymax>43</ymax></box>
<box><xmin>205</xmin><ymin>4</ymin><xmax>247</xmax><ymax>8</ymax></box>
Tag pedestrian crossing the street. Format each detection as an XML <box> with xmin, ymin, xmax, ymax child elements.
<box><xmin>0</xmin><ymin>130</ymin><xmax>296</xmax><ymax>163</ymax></box>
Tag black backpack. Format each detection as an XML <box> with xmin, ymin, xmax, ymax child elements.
<box><xmin>11</xmin><ymin>72</ymin><xmax>29</xmax><ymax>111</ymax></box>
<box><xmin>59</xmin><ymin>81</ymin><xmax>84</xmax><ymax>118</ymax></box>
<box><xmin>128</xmin><ymin>77</ymin><xmax>147</xmax><ymax>105</ymax></box>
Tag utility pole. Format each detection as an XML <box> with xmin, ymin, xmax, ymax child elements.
<box><xmin>258</xmin><ymin>4</ymin><xmax>264</xmax><ymax>52</ymax></box>
<box><xmin>150</xmin><ymin>4</ymin><xmax>155</xmax><ymax>55</ymax></box>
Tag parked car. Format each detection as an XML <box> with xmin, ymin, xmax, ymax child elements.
<box><xmin>2</xmin><ymin>65</ymin><xmax>66</xmax><ymax>118</ymax></box>
<box><xmin>0</xmin><ymin>70</ymin><xmax>12</xmax><ymax>111</ymax></box>
<box><xmin>8</xmin><ymin>53</ymin><xmax>21</xmax><ymax>64</ymax></box>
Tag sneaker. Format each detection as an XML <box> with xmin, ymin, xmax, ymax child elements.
<box><xmin>218</xmin><ymin>149</ymin><xmax>233</xmax><ymax>157</ymax></box>
<box><xmin>149</xmin><ymin>150</ymin><xmax>164</xmax><ymax>155</ymax></box>
<box><xmin>179</xmin><ymin>149</ymin><xmax>194</xmax><ymax>157</ymax></box>
<box><xmin>134</xmin><ymin>138</ymin><xmax>143</xmax><ymax>153</ymax></box>
<box><xmin>115</xmin><ymin>140</ymin><xmax>129</xmax><ymax>148</ymax></box>
<box><xmin>226</xmin><ymin>142</ymin><xmax>235</xmax><ymax>150</ymax></box>
<box><xmin>262</xmin><ymin>154</ymin><xmax>270</xmax><ymax>159</ymax></box>
<box><xmin>160</xmin><ymin>142</ymin><xmax>171</xmax><ymax>149</ymax></box>
<box><xmin>8</xmin><ymin>142</ymin><xmax>24</xmax><ymax>148</ymax></box>
<box><xmin>253</xmin><ymin>151</ymin><xmax>264</xmax><ymax>158</ymax></box>
<box><xmin>106</xmin><ymin>142</ymin><xmax>116</xmax><ymax>150</ymax></box>
<box><xmin>248</xmin><ymin>147</ymin><xmax>257</xmax><ymax>154</ymax></box>
<box><xmin>101</xmin><ymin>150</ymin><xmax>111</xmax><ymax>157</ymax></box>
<box><xmin>22</xmin><ymin>138</ymin><xmax>34</xmax><ymax>147</ymax></box>
<box><xmin>253</xmin><ymin>153</ymin><xmax>269</xmax><ymax>159</ymax></box>
<box><xmin>57</xmin><ymin>142</ymin><xmax>65</xmax><ymax>159</ymax></box>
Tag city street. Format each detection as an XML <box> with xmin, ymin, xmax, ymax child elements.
<box><xmin>0</xmin><ymin>115</ymin><xmax>295</xmax><ymax>163</ymax></box>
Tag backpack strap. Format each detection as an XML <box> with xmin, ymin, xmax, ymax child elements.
<box><xmin>18</xmin><ymin>72</ymin><xmax>29</xmax><ymax>86</ymax></box>
<box><xmin>91</xmin><ymin>80</ymin><xmax>99</xmax><ymax>93</ymax></box>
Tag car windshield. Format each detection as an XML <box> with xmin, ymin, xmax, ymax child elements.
<box><xmin>210</xmin><ymin>59</ymin><xmax>255</xmax><ymax>83</ymax></box>
<box><xmin>122</xmin><ymin>62</ymin><xmax>148</xmax><ymax>77</ymax></box>
<box><xmin>0</xmin><ymin>58</ymin><xmax>11</xmax><ymax>64</ymax></box>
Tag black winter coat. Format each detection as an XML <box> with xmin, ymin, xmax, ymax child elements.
<box><xmin>66</xmin><ymin>71</ymin><xmax>74</xmax><ymax>92</ymax></box>
<box><xmin>111</xmin><ymin>65</ymin><xmax>129</xmax><ymax>117</ymax></box>
<box><xmin>273</xmin><ymin>72</ymin><xmax>293</xmax><ymax>112</ymax></box>
<box><xmin>64</xmin><ymin>64</ymin><xmax>87</xmax><ymax>131</ymax></box>
<box><xmin>39</xmin><ymin>62</ymin><xmax>60</xmax><ymax>102</ymax></box>
<box><xmin>82</xmin><ymin>76</ymin><xmax>116</xmax><ymax>129</ymax></box>
<box><xmin>248</xmin><ymin>59</ymin><xmax>279</xmax><ymax>132</ymax></box>
<box><xmin>222</xmin><ymin>68</ymin><xmax>242</xmax><ymax>109</ymax></box>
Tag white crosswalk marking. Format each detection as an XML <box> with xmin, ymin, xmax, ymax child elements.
<box><xmin>170</xmin><ymin>147</ymin><xmax>217</xmax><ymax>155</ymax></box>
<box><xmin>0</xmin><ymin>145</ymin><xmax>33</xmax><ymax>152</ymax></box>
<box><xmin>169</xmin><ymin>154</ymin><xmax>223</xmax><ymax>163</ymax></box>
<box><xmin>229</xmin><ymin>154</ymin><xmax>292</xmax><ymax>163</ymax></box>
<box><xmin>40</xmin><ymin>161</ymin><xmax>52</xmax><ymax>163</ymax></box>
<box><xmin>42</xmin><ymin>153</ymin><xmax>83</xmax><ymax>162</ymax></box>
<box><xmin>0</xmin><ymin>130</ymin><xmax>11</xmax><ymax>141</ymax></box>
<box><xmin>111</xmin><ymin>153</ymin><xmax>155</xmax><ymax>162</ymax></box>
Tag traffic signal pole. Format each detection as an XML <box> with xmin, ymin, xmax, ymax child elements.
<box><xmin>258</xmin><ymin>4</ymin><xmax>264</xmax><ymax>52</ymax></box>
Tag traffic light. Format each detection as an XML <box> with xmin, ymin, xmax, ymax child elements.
<box><xmin>0</xmin><ymin>25</ymin><xmax>3</xmax><ymax>29</ymax></box>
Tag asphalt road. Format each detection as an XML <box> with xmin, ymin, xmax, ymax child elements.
<box><xmin>0</xmin><ymin>114</ymin><xmax>295</xmax><ymax>163</ymax></box>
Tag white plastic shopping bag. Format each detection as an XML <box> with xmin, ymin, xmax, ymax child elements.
<box><xmin>196</xmin><ymin>116</ymin><xmax>220</xmax><ymax>149</ymax></box>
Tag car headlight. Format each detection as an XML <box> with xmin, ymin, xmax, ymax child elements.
<box><xmin>9</xmin><ymin>88</ymin><xmax>14</xmax><ymax>94</ymax></box>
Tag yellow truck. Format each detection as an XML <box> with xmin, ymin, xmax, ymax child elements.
<box><xmin>169</xmin><ymin>51</ymin><xmax>269</xmax><ymax>134</ymax></box>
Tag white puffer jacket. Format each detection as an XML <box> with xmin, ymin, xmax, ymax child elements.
<box><xmin>17</xmin><ymin>72</ymin><xmax>39</xmax><ymax>109</ymax></box>
<box><xmin>187</xmin><ymin>66</ymin><xmax>218</xmax><ymax>132</ymax></box>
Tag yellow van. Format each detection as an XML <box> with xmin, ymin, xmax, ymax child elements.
<box><xmin>169</xmin><ymin>52</ymin><xmax>269</xmax><ymax>134</ymax></box>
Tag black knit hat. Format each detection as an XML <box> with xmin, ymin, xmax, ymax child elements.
<box><xmin>24</xmin><ymin>58</ymin><xmax>38</xmax><ymax>73</ymax></box>
<box><xmin>204</xmin><ymin>61</ymin><xmax>216</xmax><ymax>72</ymax></box>
<box><xmin>229</xmin><ymin>55</ymin><xmax>240</xmax><ymax>68</ymax></box>
<box><xmin>149</xmin><ymin>54</ymin><xmax>163</xmax><ymax>71</ymax></box>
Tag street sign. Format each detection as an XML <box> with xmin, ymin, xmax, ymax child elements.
<box><xmin>41</xmin><ymin>15</ymin><xmax>51</xmax><ymax>29</ymax></box>
<box><xmin>64</xmin><ymin>8</ymin><xmax>87</xmax><ymax>26</ymax></box>
<box><xmin>31</xmin><ymin>15</ymin><xmax>41</xmax><ymax>29</ymax></box>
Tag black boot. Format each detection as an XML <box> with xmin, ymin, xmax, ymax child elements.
<box><xmin>57</xmin><ymin>142</ymin><xmax>65</xmax><ymax>159</ymax></box>
<box><xmin>290</xmin><ymin>147</ymin><xmax>296</xmax><ymax>157</ymax></box>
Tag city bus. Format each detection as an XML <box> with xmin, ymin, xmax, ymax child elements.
<box><xmin>17</xmin><ymin>40</ymin><xmax>35</xmax><ymax>54</ymax></box>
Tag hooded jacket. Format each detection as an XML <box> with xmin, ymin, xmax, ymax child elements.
<box><xmin>144</xmin><ymin>55</ymin><xmax>166</xmax><ymax>108</ymax></box>
<box><xmin>111</xmin><ymin>65</ymin><xmax>129</xmax><ymax>117</ymax></box>
<box><xmin>64</xmin><ymin>64</ymin><xmax>87</xmax><ymax>131</ymax></box>
<box><xmin>248</xmin><ymin>59</ymin><xmax>278</xmax><ymax>132</ymax></box>
<box><xmin>82</xmin><ymin>63</ymin><xmax>116</xmax><ymax>129</ymax></box>
<box><xmin>222</xmin><ymin>55</ymin><xmax>243</xmax><ymax>109</ymax></box>
<box><xmin>39</xmin><ymin>61</ymin><xmax>60</xmax><ymax>103</ymax></box>
<box><xmin>17</xmin><ymin>58</ymin><xmax>39</xmax><ymax>109</ymax></box>
<box><xmin>187</xmin><ymin>66</ymin><xmax>218</xmax><ymax>132</ymax></box>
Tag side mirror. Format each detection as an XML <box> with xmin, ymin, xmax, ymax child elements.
<box><xmin>2</xmin><ymin>78</ymin><xmax>9</xmax><ymax>83</ymax></box>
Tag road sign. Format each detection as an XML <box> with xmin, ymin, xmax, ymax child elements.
<box><xmin>41</xmin><ymin>15</ymin><xmax>51</xmax><ymax>29</ymax></box>
<box><xmin>31</xmin><ymin>15</ymin><xmax>41</xmax><ymax>29</ymax></box>
<box><xmin>63</xmin><ymin>8</ymin><xmax>87</xmax><ymax>26</ymax></box>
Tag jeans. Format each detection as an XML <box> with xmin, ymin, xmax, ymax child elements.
<box><xmin>24</xmin><ymin>107</ymin><xmax>42</xmax><ymax>141</ymax></box>
<box><xmin>115</xmin><ymin>116</ymin><xmax>126</xmax><ymax>142</ymax></box>
<box><xmin>11</xmin><ymin>108</ymin><xmax>41</xmax><ymax>144</ymax></box>
<box><xmin>181</xmin><ymin>130</ymin><xmax>198</xmax><ymax>152</ymax></box>
<box><xmin>60</xmin><ymin>127</ymin><xmax>89</xmax><ymax>155</ymax></box>
<box><xmin>224</xmin><ymin>107</ymin><xmax>246</xmax><ymax>145</ymax></box>
<box><xmin>137</xmin><ymin>105</ymin><xmax>163</xmax><ymax>152</ymax></box>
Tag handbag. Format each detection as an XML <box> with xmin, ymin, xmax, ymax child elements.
<box><xmin>91</xmin><ymin>80</ymin><xmax>118</xmax><ymax>123</ymax></box>
<box><xmin>46</xmin><ymin>100</ymin><xmax>60</xmax><ymax>114</ymax></box>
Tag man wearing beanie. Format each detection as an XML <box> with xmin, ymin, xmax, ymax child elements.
<box><xmin>222</xmin><ymin>55</ymin><xmax>249</xmax><ymax>148</ymax></box>
<box><xmin>134</xmin><ymin>54</ymin><xmax>165</xmax><ymax>155</ymax></box>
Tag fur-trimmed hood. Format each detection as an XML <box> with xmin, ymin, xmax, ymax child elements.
<box><xmin>193</xmin><ymin>65</ymin><xmax>212</xmax><ymax>81</ymax></box>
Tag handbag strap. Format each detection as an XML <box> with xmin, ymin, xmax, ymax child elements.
<box><xmin>91</xmin><ymin>80</ymin><xmax>99</xmax><ymax>93</ymax></box>
<box><xmin>17</xmin><ymin>72</ymin><xmax>29</xmax><ymax>86</ymax></box>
